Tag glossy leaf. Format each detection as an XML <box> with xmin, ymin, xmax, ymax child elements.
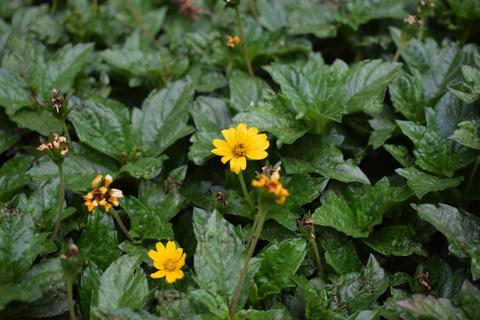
<box><xmin>229</xmin><ymin>71</ymin><xmax>271</xmax><ymax>112</ymax></box>
<box><xmin>458</xmin><ymin>280</ymin><xmax>480</xmax><ymax>320</ymax></box>
<box><xmin>396</xmin><ymin>294</ymin><xmax>468</xmax><ymax>319</ymax></box>
<box><xmin>0</xmin><ymin>156</ymin><xmax>32</xmax><ymax>203</ymax></box>
<box><xmin>449</xmin><ymin>120</ymin><xmax>480</xmax><ymax>150</ymax></box>
<box><xmin>318</xmin><ymin>227</ymin><xmax>361</xmax><ymax>274</ymax></box>
<box><xmin>120</xmin><ymin>156</ymin><xmax>168</xmax><ymax>179</ymax></box>
<box><xmin>363</xmin><ymin>225</ymin><xmax>427</xmax><ymax>257</ymax></box>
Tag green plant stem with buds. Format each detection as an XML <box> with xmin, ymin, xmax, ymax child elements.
<box><xmin>61</xmin><ymin>119</ymin><xmax>73</xmax><ymax>151</ymax></box>
<box><xmin>230</xmin><ymin>203</ymin><xmax>269</xmax><ymax>318</ymax></box>
<box><xmin>235</xmin><ymin>7</ymin><xmax>254</xmax><ymax>78</ymax></box>
<box><xmin>238</xmin><ymin>171</ymin><xmax>255</xmax><ymax>211</ymax></box>
<box><xmin>66</xmin><ymin>275</ymin><xmax>75</xmax><ymax>320</ymax></box>
<box><xmin>51</xmin><ymin>162</ymin><xmax>65</xmax><ymax>241</ymax></box>
<box><xmin>126</xmin><ymin>0</ymin><xmax>158</xmax><ymax>45</ymax></box>
<box><xmin>108</xmin><ymin>207</ymin><xmax>136</xmax><ymax>242</ymax></box>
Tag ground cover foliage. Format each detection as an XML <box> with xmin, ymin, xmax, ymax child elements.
<box><xmin>1</xmin><ymin>0</ymin><xmax>480</xmax><ymax>319</ymax></box>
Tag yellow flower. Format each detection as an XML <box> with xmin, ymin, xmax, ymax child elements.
<box><xmin>252</xmin><ymin>170</ymin><xmax>290</xmax><ymax>204</ymax></box>
<box><xmin>211</xmin><ymin>123</ymin><xmax>269</xmax><ymax>174</ymax></box>
<box><xmin>148</xmin><ymin>241</ymin><xmax>186</xmax><ymax>283</ymax></box>
<box><xmin>226</xmin><ymin>36</ymin><xmax>241</xmax><ymax>48</ymax></box>
<box><xmin>84</xmin><ymin>174</ymin><xmax>123</xmax><ymax>212</ymax></box>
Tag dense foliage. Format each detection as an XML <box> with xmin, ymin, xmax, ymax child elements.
<box><xmin>1</xmin><ymin>0</ymin><xmax>480</xmax><ymax>319</ymax></box>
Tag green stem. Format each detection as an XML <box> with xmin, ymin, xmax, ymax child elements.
<box><xmin>464</xmin><ymin>156</ymin><xmax>480</xmax><ymax>202</ymax></box>
<box><xmin>66</xmin><ymin>276</ymin><xmax>75</xmax><ymax>320</ymax></box>
<box><xmin>126</xmin><ymin>0</ymin><xmax>158</xmax><ymax>45</ymax></box>
<box><xmin>61</xmin><ymin>119</ymin><xmax>73</xmax><ymax>151</ymax></box>
<box><xmin>238</xmin><ymin>171</ymin><xmax>255</xmax><ymax>212</ymax></box>
<box><xmin>230</xmin><ymin>206</ymin><xmax>268</xmax><ymax>318</ymax></box>
<box><xmin>51</xmin><ymin>162</ymin><xmax>65</xmax><ymax>241</ymax></box>
<box><xmin>50</xmin><ymin>0</ymin><xmax>58</xmax><ymax>15</ymax></box>
<box><xmin>248</xmin><ymin>0</ymin><xmax>260</xmax><ymax>26</ymax></box>
<box><xmin>92</xmin><ymin>0</ymin><xmax>97</xmax><ymax>16</ymax></box>
<box><xmin>309</xmin><ymin>238</ymin><xmax>323</xmax><ymax>273</ymax></box>
<box><xmin>393</xmin><ymin>38</ymin><xmax>406</xmax><ymax>63</ymax></box>
<box><xmin>108</xmin><ymin>208</ymin><xmax>136</xmax><ymax>242</ymax></box>
<box><xmin>235</xmin><ymin>7</ymin><xmax>254</xmax><ymax>78</ymax></box>
<box><xmin>246</xmin><ymin>210</ymin><xmax>260</xmax><ymax>251</ymax></box>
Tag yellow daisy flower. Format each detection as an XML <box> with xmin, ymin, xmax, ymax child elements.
<box><xmin>252</xmin><ymin>170</ymin><xmax>290</xmax><ymax>204</ymax></box>
<box><xmin>211</xmin><ymin>123</ymin><xmax>269</xmax><ymax>174</ymax></box>
<box><xmin>84</xmin><ymin>174</ymin><xmax>123</xmax><ymax>212</ymax></box>
<box><xmin>148</xmin><ymin>241</ymin><xmax>186</xmax><ymax>283</ymax></box>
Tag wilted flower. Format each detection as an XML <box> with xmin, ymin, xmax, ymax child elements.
<box><xmin>148</xmin><ymin>241</ymin><xmax>186</xmax><ymax>283</ymax></box>
<box><xmin>36</xmin><ymin>88</ymin><xmax>75</xmax><ymax>120</ymax></box>
<box><xmin>37</xmin><ymin>133</ymin><xmax>69</xmax><ymax>164</ymax></box>
<box><xmin>84</xmin><ymin>174</ymin><xmax>123</xmax><ymax>212</ymax></box>
<box><xmin>226</xmin><ymin>36</ymin><xmax>241</xmax><ymax>48</ymax></box>
<box><xmin>404</xmin><ymin>14</ymin><xmax>422</xmax><ymax>27</ymax></box>
<box><xmin>251</xmin><ymin>169</ymin><xmax>290</xmax><ymax>204</ymax></box>
<box><xmin>211</xmin><ymin>123</ymin><xmax>269</xmax><ymax>174</ymax></box>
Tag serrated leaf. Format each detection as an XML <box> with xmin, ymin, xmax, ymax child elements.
<box><xmin>383</xmin><ymin>144</ymin><xmax>415</xmax><ymax>168</ymax></box>
<box><xmin>131</xmin><ymin>80</ymin><xmax>195</xmax><ymax>158</ymax></box>
<box><xmin>396</xmin><ymin>294</ymin><xmax>468</xmax><ymax>319</ymax></box>
<box><xmin>285</xmin><ymin>1</ymin><xmax>335</xmax><ymax>38</ymax></box>
<box><xmin>340</xmin><ymin>0</ymin><xmax>406</xmax><ymax>31</ymax></box>
<box><xmin>0</xmin><ymin>68</ymin><xmax>32</xmax><ymax>116</ymax></box>
<box><xmin>69</xmin><ymin>98</ymin><xmax>136</xmax><ymax>163</ymax></box>
<box><xmin>449</xmin><ymin>120</ymin><xmax>480</xmax><ymax>150</ymax></box>
<box><xmin>368</xmin><ymin>118</ymin><xmax>397</xmax><ymax>149</ymax></box>
<box><xmin>255</xmin><ymin>238</ymin><xmax>306</xmax><ymax>299</ymax></box>
<box><xmin>10</xmin><ymin>107</ymin><xmax>63</xmax><ymax>136</ymax></box>
<box><xmin>229</xmin><ymin>71</ymin><xmax>271</xmax><ymax>112</ymax></box>
<box><xmin>280</xmin><ymin>134</ymin><xmax>370</xmax><ymax>184</ymax></box>
<box><xmin>318</xmin><ymin>227</ymin><xmax>361</xmax><ymax>274</ymax></box>
<box><xmin>188</xmin><ymin>96</ymin><xmax>231</xmax><ymax>166</ymax></box>
<box><xmin>120</xmin><ymin>156</ymin><xmax>167</xmax><ymax>179</ymax></box>
<box><xmin>363</xmin><ymin>225</ymin><xmax>427</xmax><ymax>257</ymax></box>
<box><xmin>257</xmin><ymin>0</ymin><xmax>287</xmax><ymax>32</ymax></box>
<box><xmin>388</xmin><ymin>72</ymin><xmax>425</xmax><ymax>122</ymax></box>
<box><xmin>0</xmin><ymin>212</ymin><xmax>46</xmax><ymax>284</ymax></box>
<box><xmin>77</xmin><ymin>210</ymin><xmax>122</xmax><ymax>271</ymax></box>
<box><xmin>0</xmin><ymin>156</ymin><xmax>32</xmax><ymax>203</ymax></box>
<box><xmin>458</xmin><ymin>280</ymin><xmax>480</xmax><ymax>320</ymax></box>
<box><xmin>93</xmin><ymin>254</ymin><xmax>148</xmax><ymax>311</ymax></box>
<box><xmin>27</xmin><ymin>142</ymin><xmax>121</xmax><ymax>192</ymax></box>
<box><xmin>193</xmin><ymin>208</ymin><xmax>261</xmax><ymax>312</ymax></box>
<box><xmin>413</xmin><ymin>203</ymin><xmax>480</xmax><ymax>258</ymax></box>
<box><xmin>396</xmin><ymin>167</ymin><xmax>463</xmax><ymax>199</ymax></box>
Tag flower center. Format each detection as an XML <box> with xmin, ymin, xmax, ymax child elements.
<box><xmin>233</xmin><ymin>143</ymin><xmax>246</xmax><ymax>157</ymax></box>
<box><xmin>165</xmin><ymin>259</ymin><xmax>177</xmax><ymax>272</ymax></box>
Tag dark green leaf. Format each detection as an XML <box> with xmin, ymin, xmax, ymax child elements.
<box><xmin>189</xmin><ymin>64</ymin><xmax>228</xmax><ymax>93</ymax></box>
<box><xmin>80</xmin><ymin>262</ymin><xmax>102</xmax><ymax>320</ymax></box>
<box><xmin>340</xmin><ymin>0</ymin><xmax>406</xmax><ymax>31</ymax></box>
<box><xmin>458</xmin><ymin>280</ymin><xmax>480</xmax><ymax>320</ymax></box>
<box><xmin>189</xmin><ymin>289</ymin><xmax>229</xmax><ymax>319</ymax></box>
<box><xmin>318</xmin><ymin>227</ymin><xmax>361</xmax><ymax>274</ymax></box>
<box><xmin>449</xmin><ymin>120</ymin><xmax>480</xmax><ymax>150</ymax></box>
<box><xmin>0</xmin><ymin>156</ymin><xmax>32</xmax><ymax>203</ymax></box>
<box><xmin>383</xmin><ymin>144</ymin><xmax>415</xmax><ymax>168</ymax></box>
<box><xmin>91</xmin><ymin>307</ymin><xmax>160</xmax><ymax>320</ymax></box>
<box><xmin>120</xmin><ymin>156</ymin><xmax>168</xmax><ymax>179</ymax></box>
<box><xmin>396</xmin><ymin>294</ymin><xmax>468</xmax><ymax>319</ymax></box>
<box><xmin>131</xmin><ymin>80</ymin><xmax>195</xmax><ymax>157</ymax></box>
<box><xmin>257</xmin><ymin>0</ymin><xmax>287</xmax><ymax>32</ymax></box>
<box><xmin>10</xmin><ymin>108</ymin><xmax>63</xmax><ymax>136</ymax></box>
<box><xmin>0</xmin><ymin>68</ymin><xmax>31</xmax><ymax>116</ymax></box>
<box><xmin>285</xmin><ymin>1</ymin><xmax>335</xmax><ymax>38</ymax></box>
<box><xmin>363</xmin><ymin>225</ymin><xmax>427</xmax><ymax>257</ymax></box>
<box><xmin>0</xmin><ymin>108</ymin><xmax>22</xmax><ymax>154</ymax></box>
<box><xmin>229</xmin><ymin>71</ymin><xmax>271</xmax><ymax>112</ymax></box>
<box><xmin>368</xmin><ymin>118</ymin><xmax>397</xmax><ymax>149</ymax></box>
<box><xmin>388</xmin><ymin>73</ymin><xmax>425</xmax><ymax>122</ymax></box>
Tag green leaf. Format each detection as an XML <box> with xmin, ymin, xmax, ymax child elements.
<box><xmin>448</xmin><ymin>49</ymin><xmax>480</xmax><ymax>103</ymax></box>
<box><xmin>458</xmin><ymin>280</ymin><xmax>480</xmax><ymax>320</ymax></box>
<box><xmin>339</xmin><ymin>0</ymin><xmax>406</xmax><ymax>31</ymax></box>
<box><xmin>91</xmin><ymin>307</ymin><xmax>160</xmax><ymax>320</ymax></box>
<box><xmin>285</xmin><ymin>1</ymin><xmax>335</xmax><ymax>38</ymax></box>
<box><xmin>9</xmin><ymin>107</ymin><xmax>63</xmax><ymax>136</ymax></box>
<box><xmin>257</xmin><ymin>0</ymin><xmax>287</xmax><ymax>32</ymax></box>
<box><xmin>396</xmin><ymin>167</ymin><xmax>464</xmax><ymax>199</ymax></box>
<box><xmin>80</xmin><ymin>262</ymin><xmax>102</xmax><ymax>320</ymax></box>
<box><xmin>0</xmin><ymin>109</ymin><xmax>22</xmax><ymax>154</ymax></box>
<box><xmin>0</xmin><ymin>0</ymin><xmax>32</xmax><ymax>19</ymax></box>
<box><xmin>318</xmin><ymin>227</ymin><xmax>361</xmax><ymax>274</ymax></box>
<box><xmin>28</xmin><ymin>142</ymin><xmax>121</xmax><ymax>192</ymax></box>
<box><xmin>383</xmin><ymin>144</ymin><xmax>415</xmax><ymax>168</ymax></box>
<box><xmin>92</xmin><ymin>254</ymin><xmax>148</xmax><ymax>311</ymax></box>
<box><xmin>255</xmin><ymin>238</ymin><xmax>306</xmax><ymax>299</ymax></box>
<box><xmin>368</xmin><ymin>118</ymin><xmax>397</xmax><ymax>149</ymax></box>
<box><xmin>388</xmin><ymin>72</ymin><xmax>425</xmax><ymax>122</ymax></box>
<box><xmin>131</xmin><ymin>80</ymin><xmax>195</xmax><ymax>158</ymax></box>
<box><xmin>0</xmin><ymin>68</ymin><xmax>32</xmax><ymax>116</ymax></box>
<box><xmin>193</xmin><ymin>208</ymin><xmax>261</xmax><ymax>312</ymax></box>
<box><xmin>188</xmin><ymin>64</ymin><xmax>228</xmax><ymax>93</ymax></box>
<box><xmin>449</xmin><ymin>120</ymin><xmax>480</xmax><ymax>150</ymax></box>
<box><xmin>188</xmin><ymin>96</ymin><xmax>232</xmax><ymax>166</ymax></box>
<box><xmin>0</xmin><ymin>156</ymin><xmax>32</xmax><ymax>203</ymax></box>
<box><xmin>396</xmin><ymin>294</ymin><xmax>468</xmax><ymax>319</ymax></box>
<box><xmin>413</xmin><ymin>203</ymin><xmax>480</xmax><ymax>258</ymax></box>
<box><xmin>363</xmin><ymin>225</ymin><xmax>427</xmax><ymax>257</ymax></box>
<box><xmin>0</xmin><ymin>211</ymin><xmax>46</xmax><ymax>284</ymax></box>
<box><xmin>446</xmin><ymin>0</ymin><xmax>480</xmax><ymax>19</ymax></box>
<box><xmin>120</xmin><ymin>156</ymin><xmax>168</xmax><ymax>179</ymax></box>
<box><xmin>312</xmin><ymin>192</ymin><xmax>369</xmax><ymax>238</ymax></box>
<box><xmin>280</xmin><ymin>134</ymin><xmax>370</xmax><ymax>184</ymax></box>
<box><xmin>232</xmin><ymin>90</ymin><xmax>310</xmax><ymax>147</ymax></box>
<box><xmin>229</xmin><ymin>71</ymin><xmax>271</xmax><ymax>112</ymax></box>
<box><xmin>77</xmin><ymin>210</ymin><xmax>122</xmax><ymax>271</ymax></box>
<box><xmin>69</xmin><ymin>98</ymin><xmax>136</xmax><ymax>163</ymax></box>
<box><xmin>189</xmin><ymin>289</ymin><xmax>229</xmax><ymax>319</ymax></box>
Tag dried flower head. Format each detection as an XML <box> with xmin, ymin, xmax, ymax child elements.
<box><xmin>212</xmin><ymin>123</ymin><xmax>269</xmax><ymax>174</ymax></box>
<box><xmin>226</xmin><ymin>36</ymin><xmax>241</xmax><ymax>48</ymax></box>
<box><xmin>148</xmin><ymin>241</ymin><xmax>186</xmax><ymax>283</ymax></box>
<box><xmin>84</xmin><ymin>174</ymin><xmax>123</xmax><ymax>212</ymax></box>
<box><xmin>37</xmin><ymin>133</ymin><xmax>69</xmax><ymax>164</ymax></box>
<box><xmin>404</xmin><ymin>14</ymin><xmax>422</xmax><ymax>27</ymax></box>
<box><xmin>251</xmin><ymin>169</ymin><xmax>290</xmax><ymax>204</ymax></box>
<box><xmin>173</xmin><ymin>0</ymin><xmax>201</xmax><ymax>19</ymax></box>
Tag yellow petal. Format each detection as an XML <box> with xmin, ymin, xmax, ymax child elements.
<box><xmin>174</xmin><ymin>269</ymin><xmax>184</xmax><ymax>280</ymax></box>
<box><xmin>177</xmin><ymin>253</ymin><xmax>187</xmax><ymax>268</ymax></box>
<box><xmin>229</xmin><ymin>157</ymin><xmax>241</xmax><ymax>174</ymax></box>
<box><xmin>244</xmin><ymin>127</ymin><xmax>259</xmax><ymax>144</ymax></box>
<box><xmin>235</xmin><ymin>124</ymin><xmax>247</xmax><ymax>143</ymax></box>
<box><xmin>92</xmin><ymin>174</ymin><xmax>103</xmax><ymax>188</ymax></box>
<box><xmin>104</xmin><ymin>174</ymin><xmax>113</xmax><ymax>187</ymax></box>
<box><xmin>175</xmin><ymin>247</ymin><xmax>184</xmax><ymax>261</ymax></box>
<box><xmin>212</xmin><ymin>139</ymin><xmax>231</xmax><ymax>151</ymax></box>
<box><xmin>156</xmin><ymin>242</ymin><xmax>167</xmax><ymax>256</ymax></box>
<box><xmin>166</xmin><ymin>241</ymin><xmax>176</xmax><ymax>256</ymax></box>
<box><xmin>165</xmin><ymin>271</ymin><xmax>177</xmax><ymax>283</ymax></box>
<box><xmin>148</xmin><ymin>249</ymin><xmax>162</xmax><ymax>262</ymax></box>
<box><xmin>153</xmin><ymin>260</ymin><xmax>165</xmax><ymax>270</ymax></box>
<box><xmin>221</xmin><ymin>155</ymin><xmax>234</xmax><ymax>164</ymax></box>
<box><xmin>151</xmin><ymin>270</ymin><xmax>167</xmax><ymax>279</ymax></box>
<box><xmin>221</xmin><ymin>128</ymin><xmax>237</xmax><ymax>148</ymax></box>
<box><xmin>246</xmin><ymin>150</ymin><xmax>268</xmax><ymax>160</ymax></box>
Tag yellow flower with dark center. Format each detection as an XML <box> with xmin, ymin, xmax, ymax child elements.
<box><xmin>148</xmin><ymin>241</ymin><xmax>186</xmax><ymax>283</ymax></box>
<box><xmin>252</xmin><ymin>170</ymin><xmax>290</xmax><ymax>204</ymax></box>
<box><xmin>211</xmin><ymin>123</ymin><xmax>269</xmax><ymax>174</ymax></box>
<box><xmin>84</xmin><ymin>174</ymin><xmax>123</xmax><ymax>212</ymax></box>
<box><xmin>226</xmin><ymin>35</ymin><xmax>241</xmax><ymax>48</ymax></box>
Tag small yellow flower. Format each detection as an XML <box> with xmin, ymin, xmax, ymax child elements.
<box><xmin>84</xmin><ymin>174</ymin><xmax>123</xmax><ymax>212</ymax></box>
<box><xmin>211</xmin><ymin>123</ymin><xmax>269</xmax><ymax>174</ymax></box>
<box><xmin>148</xmin><ymin>241</ymin><xmax>186</xmax><ymax>283</ymax></box>
<box><xmin>252</xmin><ymin>170</ymin><xmax>290</xmax><ymax>204</ymax></box>
<box><xmin>226</xmin><ymin>36</ymin><xmax>241</xmax><ymax>48</ymax></box>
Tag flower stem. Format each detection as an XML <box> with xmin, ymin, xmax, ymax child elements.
<box><xmin>238</xmin><ymin>171</ymin><xmax>255</xmax><ymax>212</ymax></box>
<box><xmin>108</xmin><ymin>208</ymin><xmax>136</xmax><ymax>242</ymax></box>
<box><xmin>248</xmin><ymin>0</ymin><xmax>260</xmax><ymax>26</ymax></box>
<box><xmin>309</xmin><ymin>238</ymin><xmax>323</xmax><ymax>273</ymax></box>
<box><xmin>61</xmin><ymin>119</ymin><xmax>73</xmax><ymax>151</ymax></box>
<box><xmin>92</xmin><ymin>0</ymin><xmax>97</xmax><ymax>16</ymax></box>
<box><xmin>393</xmin><ymin>38</ymin><xmax>407</xmax><ymax>63</ymax></box>
<box><xmin>464</xmin><ymin>156</ymin><xmax>480</xmax><ymax>202</ymax></box>
<box><xmin>230</xmin><ymin>205</ymin><xmax>268</xmax><ymax>318</ymax></box>
<box><xmin>126</xmin><ymin>0</ymin><xmax>158</xmax><ymax>45</ymax></box>
<box><xmin>66</xmin><ymin>275</ymin><xmax>75</xmax><ymax>320</ymax></box>
<box><xmin>51</xmin><ymin>162</ymin><xmax>65</xmax><ymax>241</ymax></box>
<box><xmin>50</xmin><ymin>0</ymin><xmax>58</xmax><ymax>15</ymax></box>
<box><xmin>245</xmin><ymin>210</ymin><xmax>260</xmax><ymax>250</ymax></box>
<box><xmin>235</xmin><ymin>7</ymin><xmax>254</xmax><ymax>78</ymax></box>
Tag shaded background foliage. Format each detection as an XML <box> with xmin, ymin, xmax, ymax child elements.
<box><xmin>1</xmin><ymin>0</ymin><xmax>480</xmax><ymax>319</ymax></box>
